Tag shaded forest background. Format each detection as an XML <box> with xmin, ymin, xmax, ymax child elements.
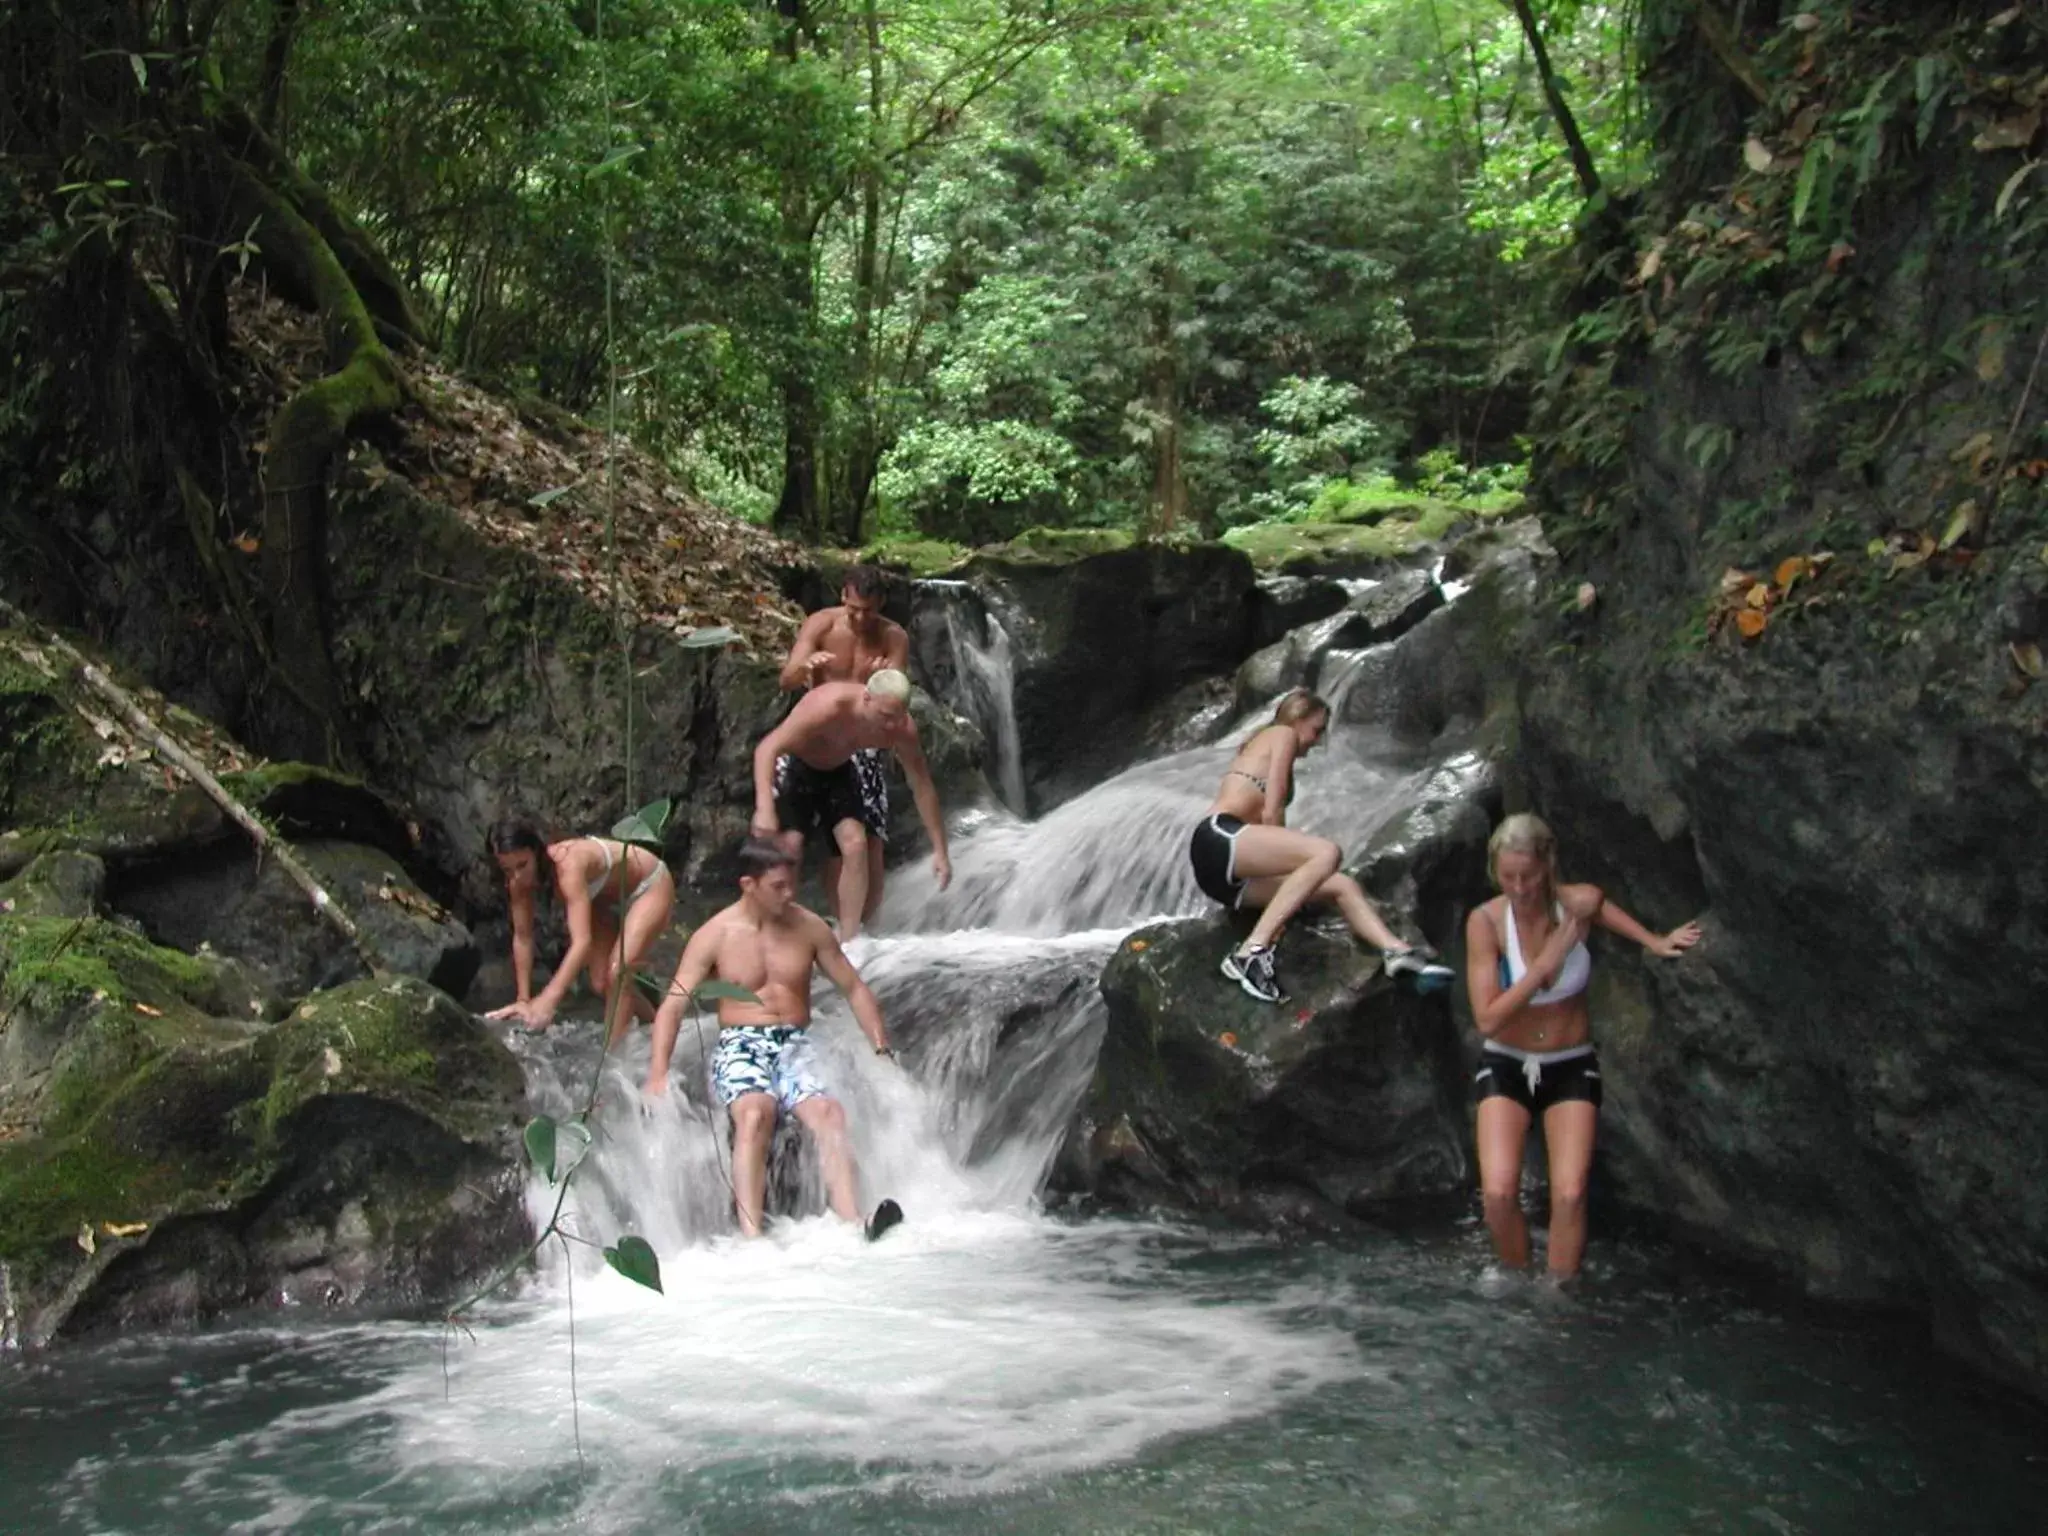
<box><xmin>2</xmin><ymin>0</ymin><xmax>1638</xmax><ymax>563</ymax></box>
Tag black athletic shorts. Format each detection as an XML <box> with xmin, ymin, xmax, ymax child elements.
<box><xmin>1473</xmin><ymin>1045</ymin><xmax>1603</xmax><ymax>1114</ymax></box>
<box><xmin>1189</xmin><ymin>813</ymin><xmax>1247</xmax><ymax>907</ymax></box>
<box><xmin>774</xmin><ymin>753</ymin><xmax>887</xmax><ymax>847</ymax></box>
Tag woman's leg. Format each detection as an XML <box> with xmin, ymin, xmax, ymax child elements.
<box><xmin>1228</xmin><ymin>825</ymin><xmax>1341</xmax><ymax>949</ymax></box>
<box><xmin>598</xmin><ymin>875</ymin><xmax>675</xmax><ymax>1044</ymax></box>
<box><xmin>1243</xmin><ymin>868</ymin><xmax>1403</xmax><ymax>950</ymax></box>
<box><xmin>1476</xmin><ymin>1095</ymin><xmax>1535</xmax><ymax>1267</ymax></box>
<box><xmin>1539</xmin><ymin>1101</ymin><xmax>1599</xmax><ymax>1278</ymax></box>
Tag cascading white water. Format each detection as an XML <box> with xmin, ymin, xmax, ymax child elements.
<box><xmin>922</xmin><ymin>578</ymin><xmax>1028</xmax><ymax>812</ymax></box>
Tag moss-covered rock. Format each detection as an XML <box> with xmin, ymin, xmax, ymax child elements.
<box><xmin>112</xmin><ymin>837</ymin><xmax>477</xmax><ymax>999</ymax></box>
<box><xmin>0</xmin><ymin>972</ymin><xmax>526</xmax><ymax>1343</ymax></box>
<box><xmin>0</xmin><ymin>849</ymin><xmax>106</xmax><ymax>919</ymax></box>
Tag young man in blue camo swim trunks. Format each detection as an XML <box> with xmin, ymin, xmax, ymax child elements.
<box><xmin>644</xmin><ymin>838</ymin><xmax>896</xmax><ymax>1236</ymax></box>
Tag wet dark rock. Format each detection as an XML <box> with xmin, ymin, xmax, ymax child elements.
<box><xmin>1328</xmin><ymin>568</ymin><xmax>1444</xmax><ymax>648</ymax></box>
<box><xmin>1080</xmin><ymin>919</ymin><xmax>1469</xmax><ymax>1220</ymax></box>
<box><xmin>962</xmin><ymin>543</ymin><xmax>1260</xmax><ymax>812</ymax></box>
<box><xmin>1249</xmin><ymin>575</ymin><xmax>1350</xmax><ymax>649</ymax></box>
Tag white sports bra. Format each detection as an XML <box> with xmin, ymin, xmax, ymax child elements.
<box><xmin>1501</xmin><ymin>900</ymin><xmax>1591</xmax><ymax>1006</ymax></box>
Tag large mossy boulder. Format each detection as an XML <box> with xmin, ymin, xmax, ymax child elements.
<box><xmin>0</xmin><ymin>953</ymin><xmax>527</xmax><ymax>1344</ymax></box>
<box><xmin>1076</xmin><ymin>918</ymin><xmax>1469</xmax><ymax>1225</ymax></box>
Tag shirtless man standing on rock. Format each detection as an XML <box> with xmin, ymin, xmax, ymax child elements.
<box><xmin>778</xmin><ymin>566</ymin><xmax>911</xmax><ymax>930</ymax></box>
<box><xmin>644</xmin><ymin>837</ymin><xmax>901</xmax><ymax>1239</ymax></box>
<box><xmin>753</xmin><ymin>668</ymin><xmax>951</xmax><ymax>940</ymax></box>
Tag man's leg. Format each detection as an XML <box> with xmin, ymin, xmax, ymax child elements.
<box><xmin>861</xmin><ymin>832</ymin><xmax>886</xmax><ymax>924</ymax></box>
<box><xmin>792</xmin><ymin>1095</ymin><xmax>861</xmax><ymax>1222</ymax></box>
<box><xmin>727</xmin><ymin>1093</ymin><xmax>778</xmax><ymax>1237</ymax></box>
<box><xmin>1477</xmin><ymin>1095</ymin><xmax>1534</xmax><ymax>1267</ymax></box>
<box><xmin>827</xmin><ymin>816</ymin><xmax>870</xmax><ymax>940</ymax></box>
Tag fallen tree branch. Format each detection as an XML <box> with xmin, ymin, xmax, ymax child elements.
<box><xmin>0</xmin><ymin>600</ymin><xmax>386</xmax><ymax>975</ymax></box>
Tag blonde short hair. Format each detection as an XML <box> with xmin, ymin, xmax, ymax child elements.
<box><xmin>1487</xmin><ymin>812</ymin><xmax>1559</xmax><ymax>894</ymax></box>
<box><xmin>865</xmin><ymin>668</ymin><xmax>911</xmax><ymax>703</ymax></box>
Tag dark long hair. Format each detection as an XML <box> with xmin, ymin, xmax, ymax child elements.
<box><xmin>489</xmin><ymin>818</ymin><xmax>553</xmax><ymax>902</ymax></box>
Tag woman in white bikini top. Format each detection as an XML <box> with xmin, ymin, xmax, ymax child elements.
<box><xmin>485</xmin><ymin>820</ymin><xmax>675</xmax><ymax>1041</ymax></box>
<box><xmin>1463</xmin><ymin>813</ymin><xmax>1702</xmax><ymax>1280</ymax></box>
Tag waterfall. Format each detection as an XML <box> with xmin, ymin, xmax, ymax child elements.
<box><xmin>920</xmin><ymin>579</ymin><xmax>1027</xmax><ymax>813</ymax></box>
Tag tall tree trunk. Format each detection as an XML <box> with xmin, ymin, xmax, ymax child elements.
<box><xmin>835</xmin><ymin>0</ymin><xmax>888</xmax><ymax>546</ymax></box>
<box><xmin>770</xmin><ymin>0</ymin><xmax>823</xmax><ymax>541</ymax></box>
<box><xmin>1505</xmin><ymin>0</ymin><xmax>1601</xmax><ymax>201</ymax></box>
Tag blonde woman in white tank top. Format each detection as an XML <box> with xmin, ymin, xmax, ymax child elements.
<box><xmin>1464</xmin><ymin>813</ymin><xmax>1702</xmax><ymax>1279</ymax></box>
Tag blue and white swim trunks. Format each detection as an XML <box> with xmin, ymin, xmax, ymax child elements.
<box><xmin>709</xmin><ymin>1024</ymin><xmax>829</xmax><ymax>1111</ymax></box>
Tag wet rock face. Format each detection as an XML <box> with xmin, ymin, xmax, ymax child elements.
<box><xmin>1079</xmin><ymin>919</ymin><xmax>1470</xmax><ymax>1224</ymax></box>
<box><xmin>963</xmin><ymin>544</ymin><xmax>1260</xmax><ymax>812</ymax></box>
<box><xmin>1518</xmin><ymin>651</ymin><xmax>2048</xmax><ymax>1396</ymax></box>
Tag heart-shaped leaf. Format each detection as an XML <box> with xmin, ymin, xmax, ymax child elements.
<box><xmin>604</xmin><ymin>1235</ymin><xmax>663</xmax><ymax>1293</ymax></box>
<box><xmin>691</xmin><ymin>979</ymin><xmax>763</xmax><ymax>1007</ymax></box>
<box><xmin>524</xmin><ymin>1116</ymin><xmax>557</xmax><ymax>1179</ymax></box>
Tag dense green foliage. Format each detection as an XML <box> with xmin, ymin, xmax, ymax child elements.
<box><xmin>2</xmin><ymin>0</ymin><xmax>1640</xmax><ymax>560</ymax></box>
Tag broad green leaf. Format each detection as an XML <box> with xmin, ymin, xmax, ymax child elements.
<box><xmin>129</xmin><ymin>54</ymin><xmax>147</xmax><ymax>90</ymax></box>
<box><xmin>678</xmin><ymin>625</ymin><xmax>740</xmax><ymax>649</ymax></box>
<box><xmin>604</xmin><ymin>1235</ymin><xmax>663</xmax><ymax>1293</ymax></box>
<box><xmin>609</xmin><ymin>810</ymin><xmax>667</xmax><ymax>852</ymax></box>
<box><xmin>691</xmin><ymin>979</ymin><xmax>762</xmax><ymax>1007</ymax></box>
<box><xmin>631</xmin><ymin>969</ymin><xmax>667</xmax><ymax>1007</ymax></box>
<box><xmin>524</xmin><ymin>1116</ymin><xmax>557</xmax><ymax>1180</ymax></box>
<box><xmin>620</xmin><ymin>797</ymin><xmax>671</xmax><ymax>839</ymax></box>
<box><xmin>554</xmin><ymin>1120</ymin><xmax>594</xmax><ymax>1180</ymax></box>
<box><xmin>527</xmin><ymin>485</ymin><xmax>573</xmax><ymax>507</ymax></box>
<box><xmin>589</xmin><ymin>144</ymin><xmax>645</xmax><ymax>177</ymax></box>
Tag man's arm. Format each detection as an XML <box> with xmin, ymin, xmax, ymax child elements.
<box><xmin>779</xmin><ymin>610</ymin><xmax>836</xmax><ymax>691</ymax></box>
<box><xmin>645</xmin><ymin>920</ymin><xmax>723</xmax><ymax>1093</ymax></box>
<box><xmin>752</xmin><ymin>706</ymin><xmax>807</xmax><ymax>835</ymax></box>
<box><xmin>811</xmin><ymin>914</ymin><xmax>890</xmax><ymax>1054</ymax></box>
<box><xmin>891</xmin><ymin>723</ymin><xmax>951</xmax><ymax>889</ymax></box>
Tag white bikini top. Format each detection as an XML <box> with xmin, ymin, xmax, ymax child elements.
<box><xmin>1501</xmin><ymin>900</ymin><xmax>1591</xmax><ymax>1006</ymax></box>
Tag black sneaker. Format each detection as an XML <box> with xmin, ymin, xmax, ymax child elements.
<box><xmin>1221</xmin><ymin>944</ymin><xmax>1286</xmax><ymax>1004</ymax></box>
<box><xmin>1384</xmin><ymin>946</ymin><xmax>1455</xmax><ymax>994</ymax></box>
<box><xmin>864</xmin><ymin>1198</ymin><xmax>905</xmax><ymax>1242</ymax></box>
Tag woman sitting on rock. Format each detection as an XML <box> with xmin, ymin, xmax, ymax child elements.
<box><xmin>1464</xmin><ymin>812</ymin><xmax>1701</xmax><ymax>1279</ymax></box>
<box><xmin>485</xmin><ymin>819</ymin><xmax>674</xmax><ymax>1043</ymax></box>
<box><xmin>1189</xmin><ymin>687</ymin><xmax>1452</xmax><ymax>1004</ymax></box>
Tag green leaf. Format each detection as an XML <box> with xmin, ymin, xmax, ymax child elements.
<box><xmin>691</xmin><ymin>979</ymin><xmax>763</xmax><ymax>1007</ymax></box>
<box><xmin>609</xmin><ymin>802</ymin><xmax>670</xmax><ymax>852</ymax></box>
<box><xmin>631</xmin><ymin>969</ymin><xmax>667</xmax><ymax>1007</ymax></box>
<box><xmin>528</xmin><ymin>485</ymin><xmax>573</xmax><ymax>507</ymax></box>
<box><xmin>1996</xmin><ymin>160</ymin><xmax>2040</xmax><ymax>221</ymax></box>
<box><xmin>129</xmin><ymin>54</ymin><xmax>147</xmax><ymax>90</ymax></box>
<box><xmin>678</xmin><ymin>625</ymin><xmax>740</xmax><ymax>649</ymax></box>
<box><xmin>524</xmin><ymin>1116</ymin><xmax>557</xmax><ymax>1180</ymax></box>
<box><xmin>554</xmin><ymin>1120</ymin><xmax>594</xmax><ymax>1180</ymax></box>
<box><xmin>604</xmin><ymin>1235</ymin><xmax>663</xmax><ymax>1293</ymax></box>
<box><xmin>1792</xmin><ymin>137</ymin><xmax>1830</xmax><ymax>228</ymax></box>
<box><xmin>589</xmin><ymin>144</ymin><xmax>645</xmax><ymax>177</ymax></box>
